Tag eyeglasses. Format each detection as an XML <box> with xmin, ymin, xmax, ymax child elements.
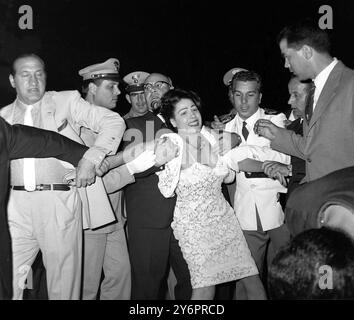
<box><xmin>144</xmin><ymin>81</ymin><xmax>171</xmax><ymax>93</ymax></box>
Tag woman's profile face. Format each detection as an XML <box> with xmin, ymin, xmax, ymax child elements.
<box><xmin>170</xmin><ymin>98</ymin><xmax>202</xmax><ymax>133</ymax></box>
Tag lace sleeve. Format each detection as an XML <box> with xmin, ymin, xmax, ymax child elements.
<box><xmin>155</xmin><ymin>133</ymin><xmax>184</xmax><ymax>198</ymax></box>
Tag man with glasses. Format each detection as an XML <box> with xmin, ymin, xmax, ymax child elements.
<box><xmin>143</xmin><ymin>73</ymin><xmax>174</xmax><ymax>116</ymax></box>
<box><xmin>122</xmin><ymin>72</ymin><xmax>192</xmax><ymax>299</ymax></box>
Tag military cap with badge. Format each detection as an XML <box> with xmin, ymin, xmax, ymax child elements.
<box><xmin>123</xmin><ymin>71</ymin><xmax>150</xmax><ymax>119</ymax></box>
<box><xmin>123</xmin><ymin>71</ymin><xmax>150</xmax><ymax>94</ymax></box>
<box><xmin>79</xmin><ymin>58</ymin><xmax>121</xmax><ymax>81</ymax></box>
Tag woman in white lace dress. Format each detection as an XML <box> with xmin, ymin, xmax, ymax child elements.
<box><xmin>156</xmin><ymin>89</ymin><xmax>266</xmax><ymax>300</ymax></box>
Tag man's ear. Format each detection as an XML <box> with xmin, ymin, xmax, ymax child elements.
<box><xmin>258</xmin><ymin>92</ymin><xmax>262</xmax><ymax>105</ymax></box>
<box><xmin>9</xmin><ymin>74</ymin><xmax>16</xmax><ymax>88</ymax></box>
<box><xmin>301</xmin><ymin>45</ymin><xmax>313</xmax><ymax>60</ymax></box>
<box><xmin>88</xmin><ymin>82</ymin><xmax>97</xmax><ymax>95</ymax></box>
<box><xmin>126</xmin><ymin>94</ymin><xmax>131</xmax><ymax>104</ymax></box>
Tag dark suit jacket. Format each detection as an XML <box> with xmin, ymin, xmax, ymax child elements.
<box><xmin>272</xmin><ymin>61</ymin><xmax>354</xmax><ymax>182</ymax></box>
<box><xmin>123</xmin><ymin>112</ymin><xmax>176</xmax><ymax>229</ymax></box>
<box><xmin>0</xmin><ymin>117</ymin><xmax>87</xmax><ymax>299</ymax></box>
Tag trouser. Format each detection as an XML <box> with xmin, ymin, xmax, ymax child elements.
<box><xmin>82</xmin><ymin>228</ymin><xmax>131</xmax><ymax>300</ymax></box>
<box><xmin>128</xmin><ymin>225</ymin><xmax>192</xmax><ymax>300</ymax></box>
<box><xmin>243</xmin><ymin>210</ymin><xmax>291</xmax><ymax>279</ymax></box>
<box><xmin>8</xmin><ymin>189</ymin><xmax>82</xmax><ymax>300</ymax></box>
<box><xmin>23</xmin><ymin>251</ymin><xmax>48</xmax><ymax>300</ymax></box>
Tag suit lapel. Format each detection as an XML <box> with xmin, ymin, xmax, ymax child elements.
<box><xmin>40</xmin><ymin>93</ymin><xmax>58</xmax><ymax>131</ymax></box>
<box><xmin>309</xmin><ymin>61</ymin><xmax>344</xmax><ymax>130</ymax></box>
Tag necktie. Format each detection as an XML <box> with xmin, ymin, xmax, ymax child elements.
<box><xmin>23</xmin><ymin>105</ymin><xmax>36</xmax><ymax>191</ymax></box>
<box><xmin>305</xmin><ymin>83</ymin><xmax>316</xmax><ymax>123</ymax></box>
<box><xmin>242</xmin><ymin>121</ymin><xmax>249</xmax><ymax>141</ymax></box>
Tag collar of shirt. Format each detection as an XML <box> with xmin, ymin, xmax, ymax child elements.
<box><xmin>235</xmin><ymin>108</ymin><xmax>261</xmax><ymax>132</ymax></box>
<box><xmin>313</xmin><ymin>57</ymin><xmax>338</xmax><ymax>109</ymax></box>
<box><xmin>16</xmin><ymin>97</ymin><xmax>41</xmax><ymax>111</ymax></box>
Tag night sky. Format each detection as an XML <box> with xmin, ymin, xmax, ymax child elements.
<box><xmin>0</xmin><ymin>0</ymin><xmax>353</xmax><ymax>120</ymax></box>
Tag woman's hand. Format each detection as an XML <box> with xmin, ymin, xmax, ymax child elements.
<box><xmin>154</xmin><ymin>136</ymin><xmax>179</xmax><ymax>166</ymax></box>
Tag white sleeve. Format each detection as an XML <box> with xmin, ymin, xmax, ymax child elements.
<box><xmin>155</xmin><ymin>133</ymin><xmax>184</xmax><ymax>198</ymax></box>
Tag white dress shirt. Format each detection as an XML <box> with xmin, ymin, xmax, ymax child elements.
<box><xmin>313</xmin><ymin>57</ymin><xmax>338</xmax><ymax>110</ymax></box>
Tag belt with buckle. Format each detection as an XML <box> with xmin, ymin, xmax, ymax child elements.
<box><xmin>12</xmin><ymin>184</ymin><xmax>71</xmax><ymax>191</ymax></box>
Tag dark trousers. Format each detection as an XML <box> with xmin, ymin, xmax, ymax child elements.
<box><xmin>128</xmin><ymin>225</ymin><xmax>192</xmax><ymax>300</ymax></box>
<box><xmin>243</xmin><ymin>209</ymin><xmax>291</xmax><ymax>281</ymax></box>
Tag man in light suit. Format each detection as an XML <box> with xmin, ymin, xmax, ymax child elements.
<box><xmin>255</xmin><ymin>20</ymin><xmax>354</xmax><ymax>183</ymax></box>
<box><xmin>0</xmin><ymin>116</ymin><xmax>94</xmax><ymax>299</ymax></box>
<box><xmin>224</xmin><ymin>70</ymin><xmax>291</xmax><ymax>296</ymax></box>
<box><xmin>0</xmin><ymin>53</ymin><xmax>125</xmax><ymax>299</ymax></box>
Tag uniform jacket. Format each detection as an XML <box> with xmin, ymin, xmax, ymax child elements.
<box><xmin>271</xmin><ymin>61</ymin><xmax>354</xmax><ymax>182</ymax></box>
<box><xmin>0</xmin><ymin>117</ymin><xmax>87</xmax><ymax>299</ymax></box>
<box><xmin>225</xmin><ymin>108</ymin><xmax>290</xmax><ymax>231</ymax></box>
<box><xmin>80</xmin><ymin>127</ymin><xmax>134</xmax><ymax>234</ymax></box>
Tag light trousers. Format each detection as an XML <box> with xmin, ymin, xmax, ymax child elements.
<box><xmin>82</xmin><ymin>228</ymin><xmax>131</xmax><ymax>300</ymax></box>
<box><xmin>8</xmin><ymin>189</ymin><xmax>82</xmax><ymax>300</ymax></box>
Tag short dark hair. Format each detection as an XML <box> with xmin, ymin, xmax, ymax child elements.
<box><xmin>81</xmin><ymin>78</ymin><xmax>105</xmax><ymax>97</ymax></box>
<box><xmin>231</xmin><ymin>70</ymin><xmax>262</xmax><ymax>92</ymax></box>
<box><xmin>277</xmin><ymin>20</ymin><xmax>331</xmax><ymax>54</ymax></box>
<box><xmin>290</xmin><ymin>76</ymin><xmax>314</xmax><ymax>95</ymax></box>
<box><xmin>160</xmin><ymin>88</ymin><xmax>202</xmax><ymax>132</ymax></box>
<box><xmin>268</xmin><ymin>228</ymin><xmax>354</xmax><ymax>299</ymax></box>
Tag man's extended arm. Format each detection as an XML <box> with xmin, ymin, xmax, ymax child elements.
<box><xmin>5</xmin><ymin>121</ymin><xmax>87</xmax><ymax>165</ymax></box>
<box><xmin>3</xmin><ymin>119</ymin><xmax>99</xmax><ymax>187</ymax></box>
<box><xmin>66</xmin><ymin>91</ymin><xmax>126</xmax><ymax>166</ymax></box>
<box><xmin>254</xmin><ymin>119</ymin><xmax>306</xmax><ymax>160</ymax></box>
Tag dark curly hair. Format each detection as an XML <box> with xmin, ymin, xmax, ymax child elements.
<box><xmin>160</xmin><ymin>88</ymin><xmax>202</xmax><ymax>132</ymax></box>
<box><xmin>268</xmin><ymin>228</ymin><xmax>354</xmax><ymax>299</ymax></box>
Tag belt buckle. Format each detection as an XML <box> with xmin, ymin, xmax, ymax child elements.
<box><xmin>35</xmin><ymin>184</ymin><xmax>45</xmax><ymax>191</ymax></box>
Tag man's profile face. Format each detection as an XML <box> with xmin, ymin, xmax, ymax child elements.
<box><xmin>144</xmin><ymin>73</ymin><xmax>172</xmax><ymax>112</ymax></box>
<box><xmin>288</xmin><ymin>78</ymin><xmax>308</xmax><ymax>119</ymax></box>
<box><xmin>128</xmin><ymin>91</ymin><xmax>148</xmax><ymax>115</ymax></box>
<box><xmin>232</xmin><ymin>80</ymin><xmax>261</xmax><ymax>120</ymax></box>
<box><xmin>10</xmin><ymin>56</ymin><xmax>46</xmax><ymax>105</ymax></box>
<box><xmin>93</xmin><ymin>79</ymin><xmax>120</xmax><ymax>109</ymax></box>
<box><xmin>279</xmin><ymin>39</ymin><xmax>311</xmax><ymax>81</ymax></box>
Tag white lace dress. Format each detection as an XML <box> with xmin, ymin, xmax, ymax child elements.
<box><xmin>158</xmin><ymin>148</ymin><xmax>258</xmax><ymax>288</ymax></box>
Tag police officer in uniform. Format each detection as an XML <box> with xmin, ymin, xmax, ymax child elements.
<box><xmin>123</xmin><ymin>71</ymin><xmax>150</xmax><ymax>120</ymax></box>
<box><xmin>78</xmin><ymin>58</ymin><xmax>131</xmax><ymax>300</ymax></box>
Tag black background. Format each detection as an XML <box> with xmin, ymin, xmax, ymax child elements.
<box><xmin>0</xmin><ymin>0</ymin><xmax>353</xmax><ymax>120</ymax></box>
